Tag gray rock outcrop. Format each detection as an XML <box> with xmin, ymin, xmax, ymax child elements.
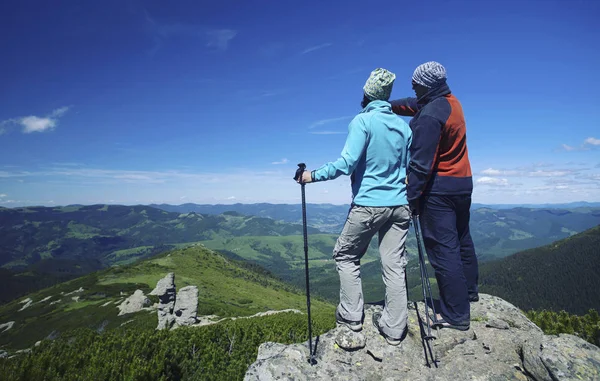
<box><xmin>150</xmin><ymin>273</ymin><xmax>177</xmax><ymax>330</ymax></box>
<box><xmin>173</xmin><ymin>286</ymin><xmax>198</xmax><ymax>327</ymax></box>
<box><xmin>150</xmin><ymin>273</ymin><xmax>200</xmax><ymax>330</ymax></box>
<box><xmin>117</xmin><ymin>290</ymin><xmax>151</xmax><ymax>316</ymax></box>
<box><xmin>244</xmin><ymin>294</ymin><xmax>600</xmax><ymax>381</ymax></box>
<box><xmin>18</xmin><ymin>298</ymin><xmax>33</xmax><ymax>311</ymax></box>
<box><xmin>0</xmin><ymin>321</ymin><xmax>15</xmax><ymax>333</ymax></box>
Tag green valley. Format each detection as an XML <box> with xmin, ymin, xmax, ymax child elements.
<box><xmin>153</xmin><ymin>203</ymin><xmax>600</xmax><ymax>260</ymax></box>
<box><xmin>0</xmin><ymin>244</ymin><xmax>334</xmax><ymax>351</ymax></box>
<box><xmin>0</xmin><ymin>205</ymin><xmax>321</xmax><ymax>304</ymax></box>
<box><xmin>0</xmin><ymin>245</ymin><xmax>335</xmax><ymax>380</ymax></box>
<box><xmin>479</xmin><ymin>225</ymin><xmax>600</xmax><ymax>315</ymax></box>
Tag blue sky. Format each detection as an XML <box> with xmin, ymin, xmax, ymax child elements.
<box><xmin>1</xmin><ymin>0</ymin><xmax>599</xmax><ymax>206</ymax></box>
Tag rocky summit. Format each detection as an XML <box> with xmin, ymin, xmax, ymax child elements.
<box><xmin>244</xmin><ymin>294</ymin><xmax>600</xmax><ymax>380</ymax></box>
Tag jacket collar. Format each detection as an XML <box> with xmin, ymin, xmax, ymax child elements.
<box><xmin>361</xmin><ymin>99</ymin><xmax>391</xmax><ymax>113</ymax></box>
<box><xmin>417</xmin><ymin>81</ymin><xmax>451</xmax><ymax>105</ymax></box>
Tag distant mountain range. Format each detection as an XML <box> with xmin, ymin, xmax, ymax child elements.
<box><xmin>2</xmin><ymin>203</ymin><xmax>599</xmax><ymax>307</ymax></box>
<box><xmin>151</xmin><ymin>202</ymin><xmax>600</xmax><ymax>260</ymax></box>
<box><xmin>0</xmin><ymin>204</ymin><xmax>321</xmax><ymax>269</ymax></box>
<box><xmin>0</xmin><ymin>205</ymin><xmax>321</xmax><ymax>304</ymax></box>
<box><xmin>472</xmin><ymin>201</ymin><xmax>600</xmax><ymax>209</ymax></box>
<box><xmin>479</xmin><ymin>225</ymin><xmax>600</xmax><ymax>315</ymax></box>
<box><xmin>151</xmin><ymin>201</ymin><xmax>600</xmax><ymax>220</ymax></box>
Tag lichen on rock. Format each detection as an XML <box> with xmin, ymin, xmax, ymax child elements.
<box><xmin>244</xmin><ymin>294</ymin><xmax>600</xmax><ymax>381</ymax></box>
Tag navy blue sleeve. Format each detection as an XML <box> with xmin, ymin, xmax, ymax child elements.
<box><xmin>407</xmin><ymin>114</ymin><xmax>442</xmax><ymax>202</ymax></box>
<box><xmin>390</xmin><ymin>97</ymin><xmax>420</xmax><ymax>116</ymax></box>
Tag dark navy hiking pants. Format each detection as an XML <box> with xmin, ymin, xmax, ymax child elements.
<box><xmin>419</xmin><ymin>194</ymin><xmax>479</xmax><ymax>325</ymax></box>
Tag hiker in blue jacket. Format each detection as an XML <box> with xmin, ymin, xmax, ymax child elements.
<box><xmin>390</xmin><ymin>61</ymin><xmax>479</xmax><ymax>331</ymax></box>
<box><xmin>297</xmin><ymin>68</ymin><xmax>413</xmax><ymax>345</ymax></box>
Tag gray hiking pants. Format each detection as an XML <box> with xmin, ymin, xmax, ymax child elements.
<box><xmin>334</xmin><ymin>204</ymin><xmax>411</xmax><ymax>339</ymax></box>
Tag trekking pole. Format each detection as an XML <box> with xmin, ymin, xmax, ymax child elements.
<box><xmin>412</xmin><ymin>214</ymin><xmax>439</xmax><ymax>367</ymax></box>
<box><xmin>293</xmin><ymin>163</ymin><xmax>317</xmax><ymax>365</ymax></box>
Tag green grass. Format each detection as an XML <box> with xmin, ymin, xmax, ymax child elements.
<box><xmin>106</xmin><ymin>246</ymin><xmax>156</xmax><ymax>265</ymax></box>
<box><xmin>62</xmin><ymin>299</ymin><xmax>106</xmax><ymax>312</ymax></box>
<box><xmin>0</xmin><ymin>245</ymin><xmax>334</xmax><ymax>351</ymax></box>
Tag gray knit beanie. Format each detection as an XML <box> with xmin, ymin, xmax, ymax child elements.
<box><xmin>412</xmin><ymin>61</ymin><xmax>447</xmax><ymax>88</ymax></box>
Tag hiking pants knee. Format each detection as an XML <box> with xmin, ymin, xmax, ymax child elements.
<box><xmin>333</xmin><ymin>204</ymin><xmax>411</xmax><ymax>339</ymax></box>
<box><xmin>420</xmin><ymin>194</ymin><xmax>479</xmax><ymax>325</ymax></box>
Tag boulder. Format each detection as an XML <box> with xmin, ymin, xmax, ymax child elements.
<box><xmin>335</xmin><ymin>327</ymin><xmax>366</xmax><ymax>351</ymax></box>
<box><xmin>173</xmin><ymin>286</ymin><xmax>199</xmax><ymax>327</ymax></box>
<box><xmin>150</xmin><ymin>273</ymin><xmax>176</xmax><ymax>330</ymax></box>
<box><xmin>244</xmin><ymin>294</ymin><xmax>600</xmax><ymax>381</ymax></box>
<box><xmin>18</xmin><ymin>298</ymin><xmax>33</xmax><ymax>311</ymax></box>
<box><xmin>117</xmin><ymin>290</ymin><xmax>151</xmax><ymax>316</ymax></box>
<box><xmin>522</xmin><ymin>333</ymin><xmax>600</xmax><ymax>381</ymax></box>
<box><xmin>0</xmin><ymin>321</ymin><xmax>15</xmax><ymax>333</ymax></box>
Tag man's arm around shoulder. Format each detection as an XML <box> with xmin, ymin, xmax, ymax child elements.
<box><xmin>390</xmin><ymin>97</ymin><xmax>420</xmax><ymax>117</ymax></box>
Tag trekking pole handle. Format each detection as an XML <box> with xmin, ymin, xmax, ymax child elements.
<box><xmin>294</xmin><ymin>163</ymin><xmax>307</xmax><ymax>182</ymax></box>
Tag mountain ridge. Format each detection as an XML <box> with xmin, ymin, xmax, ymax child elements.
<box><xmin>479</xmin><ymin>224</ymin><xmax>600</xmax><ymax>315</ymax></box>
<box><xmin>0</xmin><ymin>244</ymin><xmax>335</xmax><ymax>351</ymax></box>
<box><xmin>0</xmin><ymin>204</ymin><xmax>322</xmax><ymax>304</ymax></box>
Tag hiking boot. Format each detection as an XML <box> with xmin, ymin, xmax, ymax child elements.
<box><xmin>372</xmin><ymin>312</ymin><xmax>402</xmax><ymax>346</ymax></box>
<box><xmin>469</xmin><ymin>294</ymin><xmax>480</xmax><ymax>302</ymax></box>
<box><xmin>336</xmin><ymin>310</ymin><xmax>362</xmax><ymax>332</ymax></box>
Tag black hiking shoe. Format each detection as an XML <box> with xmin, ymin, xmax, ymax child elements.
<box><xmin>336</xmin><ymin>310</ymin><xmax>362</xmax><ymax>332</ymax></box>
<box><xmin>372</xmin><ymin>312</ymin><xmax>402</xmax><ymax>346</ymax></box>
<box><xmin>426</xmin><ymin>315</ymin><xmax>470</xmax><ymax>331</ymax></box>
<box><xmin>469</xmin><ymin>294</ymin><xmax>480</xmax><ymax>302</ymax></box>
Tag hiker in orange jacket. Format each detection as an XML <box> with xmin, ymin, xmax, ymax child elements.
<box><xmin>390</xmin><ymin>61</ymin><xmax>479</xmax><ymax>330</ymax></box>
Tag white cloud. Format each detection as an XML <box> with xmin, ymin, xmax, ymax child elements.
<box><xmin>271</xmin><ymin>158</ymin><xmax>289</xmax><ymax>165</ymax></box>
<box><xmin>528</xmin><ymin>170</ymin><xmax>572</xmax><ymax>177</ymax></box>
<box><xmin>480</xmin><ymin>167</ymin><xmax>579</xmax><ymax>178</ymax></box>
<box><xmin>309</xmin><ymin>115</ymin><xmax>353</xmax><ymax>129</ymax></box>
<box><xmin>587</xmin><ymin>174</ymin><xmax>600</xmax><ymax>181</ymax></box>
<box><xmin>309</xmin><ymin>130</ymin><xmax>346</xmax><ymax>135</ymax></box>
<box><xmin>560</xmin><ymin>137</ymin><xmax>600</xmax><ymax>151</ymax></box>
<box><xmin>0</xmin><ymin>193</ymin><xmax>6</xmax><ymax>198</ymax></box>
<box><xmin>145</xmin><ymin>11</ymin><xmax>237</xmax><ymax>54</ymax></box>
<box><xmin>302</xmin><ymin>43</ymin><xmax>333</xmax><ymax>55</ymax></box>
<box><xmin>585</xmin><ymin>137</ymin><xmax>600</xmax><ymax>146</ymax></box>
<box><xmin>480</xmin><ymin>168</ymin><xmax>520</xmax><ymax>176</ymax></box>
<box><xmin>114</xmin><ymin>174</ymin><xmax>157</xmax><ymax>182</ymax></box>
<box><xmin>0</xmin><ymin>106</ymin><xmax>71</xmax><ymax>134</ymax></box>
<box><xmin>21</xmin><ymin>116</ymin><xmax>57</xmax><ymax>133</ymax></box>
<box><xmin>50</xmin><ymin>107</ymin><xmax>70</xmax><ymax>118</ymax></box>
<box><xmin>561</xmin><ymin>144</ymin><xmax>578</xmax><ymax>152</ymax></box>
<box><xmin>205</xmin><ymin>29</ymin><xmax>237</xmax><ymax>50</ymax></box>
<box><xmin>227</xmin><ymin>196</ymin><xmax>236</xmax><ymax>200</ymax></box>
<box><xmin>476</xmin><ymin>177</ymin><xmax>509</xmax><ymax>186</ymax></box>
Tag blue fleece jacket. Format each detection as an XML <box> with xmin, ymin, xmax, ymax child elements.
<box><xmin>311</xmin><ymin>100</ymin><xmax>412</xmax><ymax>207</ymax></box>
